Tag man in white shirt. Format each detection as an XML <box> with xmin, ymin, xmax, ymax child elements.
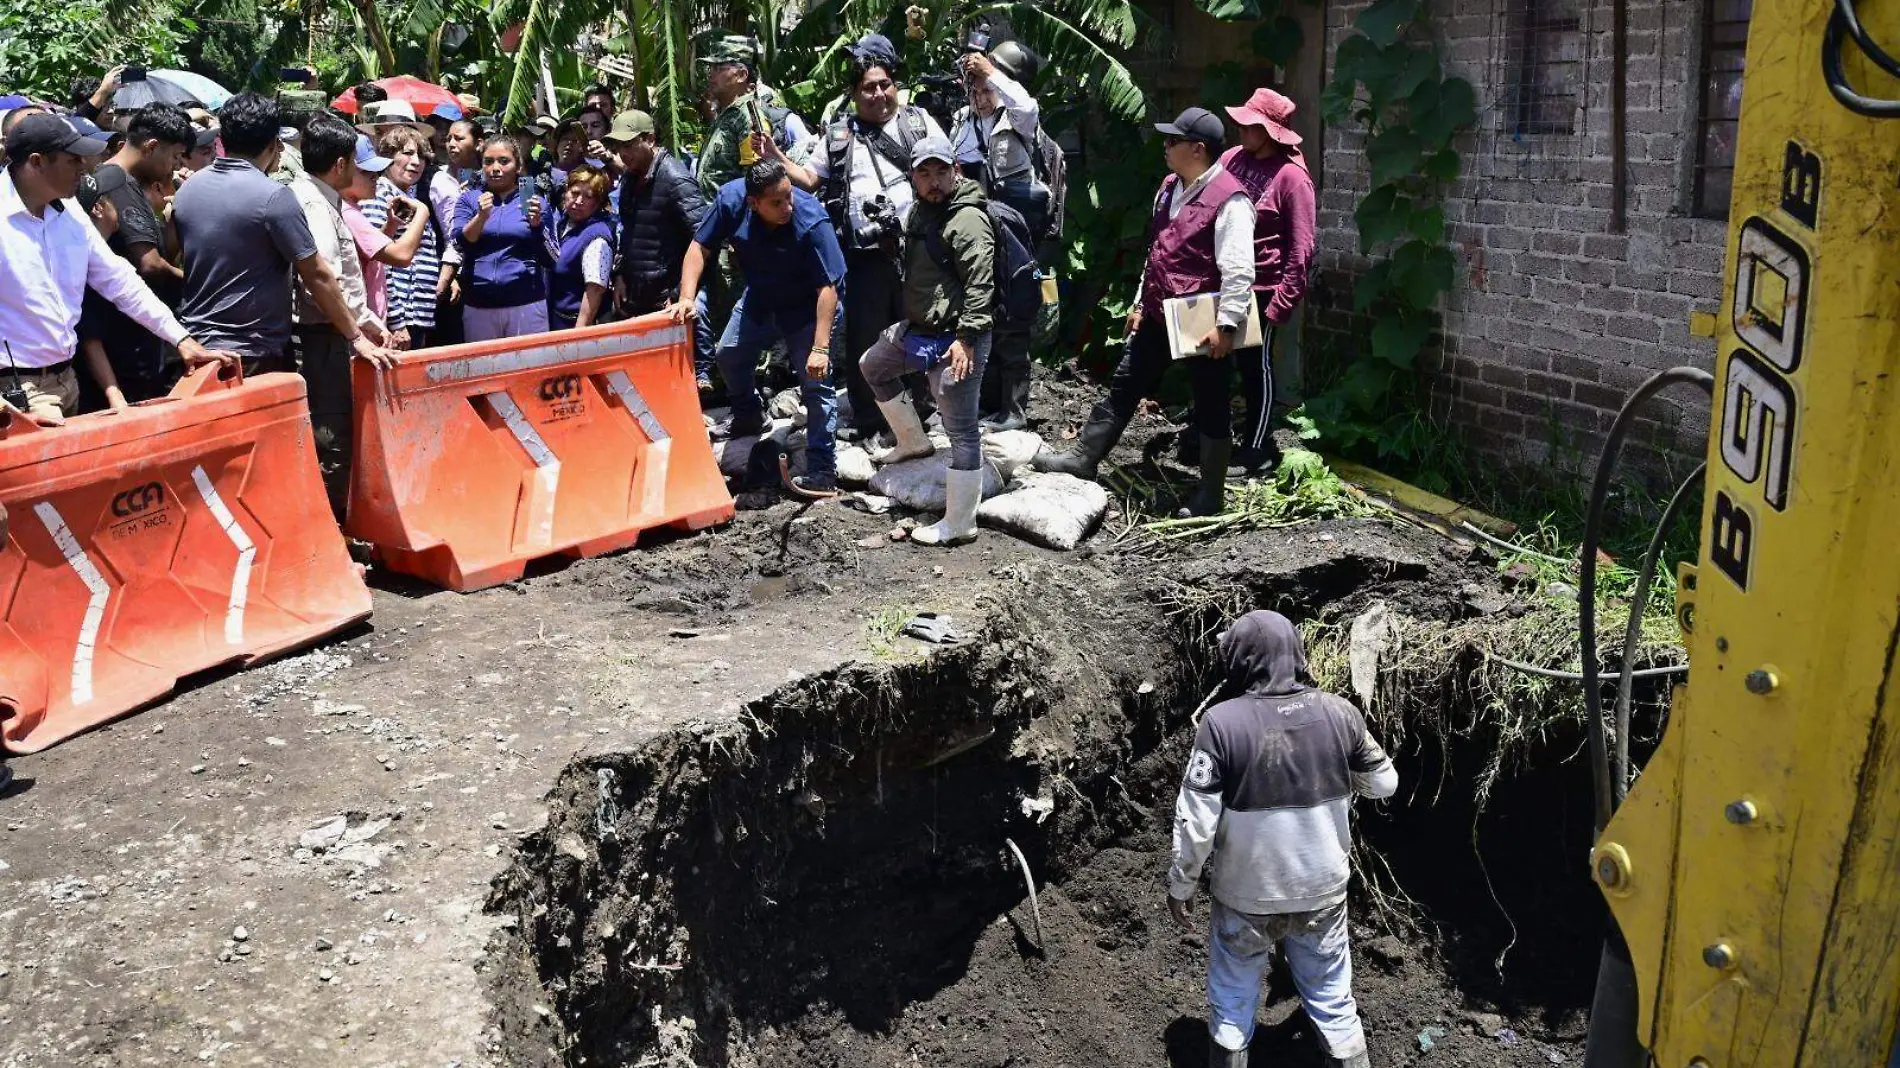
<box><xmin>0</xmin><ymin>114</ymin><xmax>220</xmax><ymax>425</ymax></box>
<box><xmin>953</xmin><ymin>39</ymin><xmax>1047</xmax><ymax>433</ymax></box>
<box><xmin>1034</xmin><ymin>107</ymin><xmax>1256</xmax><ymax>518</ymax></box>
<box><xmin>290</xmin><ymin>112</ymin><xmax>396</xmax><ymax>517</ymax></box>
<box><xmin>766</xmin><ymin>33</ymin><xmax>946</xmax><ymax>444</ymax></box>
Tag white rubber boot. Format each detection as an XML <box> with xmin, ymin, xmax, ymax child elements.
<box><xmin>912</xmin><ymin>467</ymin><xmax>982</xmax><ymax>546</ymax></box>
<box><xmin>872</xmin><ymin>395</ymin><xmax>935</xmax><ymax>465</ymax></box>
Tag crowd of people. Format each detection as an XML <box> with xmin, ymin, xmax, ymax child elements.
<box><xmin>0</xmin><ymin>25</ymin><xmax>1314</xmax><ymax>534</ymax></box>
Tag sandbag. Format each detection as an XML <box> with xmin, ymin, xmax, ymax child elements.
<box><xmin>982</xmin><ymin>430</ymin><xmax>1044</xmax><ymax>480</ymax></box>
<box><xmin>767</xmin><ymin>388</ymin><xmax>808</xmax><ymax>427</ymax></box>
<box><xmin>975</xmin><ymin>472</ymin><xmax>1109</xmax><ymax>551</ymax></box>
<box><xmin>712</xmin><ymin>419</ymin><xmax>800</xmax><ymax>479</ymax></box>
<box><xmin>868</xmin><ymin>450</ymin><xmax>1005</xmax><ymax>512</ymax></box>
<box><xmin>836</xmin><ymin>445</ymin><xmax>876</xmax><ymax>487</ymax></box>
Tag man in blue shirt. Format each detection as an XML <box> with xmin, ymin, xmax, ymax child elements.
<box><xmin>670</xmin><ymin>159</ymin><xmax>846</xmax><ymax>500</ymax></box>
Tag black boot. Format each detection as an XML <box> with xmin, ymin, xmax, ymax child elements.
<box><xmin>1227</xmin><ymin>440</ymin><xmax>1282</xmax><ymax>478</ymax></box>
<box><xmin>1033</xmin><ymin>403</ymin><xmax>1129</xmax><ymax>481</ymax></box>
<box><xmin>1177</xmin><ymin>435</ymin><xmax>1231</xmax><ymax>517</ymax></box>
<box><xmin>982</xmin><ymin>359</ymin><xmax>1029</xmax><ymax>432</ymax></box>
<box><xmin>1175</xmin><ymin>428</ymin><xmax>1200</xmax><ymax>466</ymax></box>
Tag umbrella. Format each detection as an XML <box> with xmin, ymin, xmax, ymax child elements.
<box><xmin>331</xmin><ymin>76</ymin><xmax>462</xmax><ymax>118</ymax></box>
<box><xmin>151</xmin><ymin>69</ymin><xmax>232</xmax><ymax>110</ymax></box>
<box><xmin>0</xmin><ymin>95</ymin><xmax>30</xmax><ymax>111</ymax></box>
<box><xmin>112</xmin><ymin>72</ymin><xmax>201</xmax><ymax>110</ymax></box>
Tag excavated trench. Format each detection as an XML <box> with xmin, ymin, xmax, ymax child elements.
<box><xmin>483</xmin><ymin>522</ymin><xmax>1616</xmax><ymax>1068</ymax></box>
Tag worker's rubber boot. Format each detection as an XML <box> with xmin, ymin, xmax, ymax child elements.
<box><xmin>872</xmin><ymin>395</ymin><xmax>936</xmax><ymax>466</ymax></box>
<box><xmin>912</xmin><ymin>467</ymin><xmax>982</xmax><ymax>546</ymax></box>
<box><xmin>1329</xmin><ymin>1052</ymin><xmax>1370</xmax><ymax>1068</ymax></box>
<box><xmin>1033</xmin><ymin>403</ymin><xmax>1129</xmax><ymax>481</ymax></box>
<box><xmin>982</xmin><ymin>362</ymin><xmax>1030</xmax><ymax>432</ymax></box>
<box><xmin>1209</xmin><ymin>1043</ymin><xmax>1248</xmax><ymax>1068</ymax></box>
<box><xmin>1176</xmin><ymin>436</ymin><xmax>1231</xmax><ymax>518</ymax></box>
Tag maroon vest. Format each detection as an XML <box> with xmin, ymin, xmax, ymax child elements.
<box><xmin>1140</xmin><ymin>167</ymin><xmax>1248</xmax><ymax>319</ymax></box>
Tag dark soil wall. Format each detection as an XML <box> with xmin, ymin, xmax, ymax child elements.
<box><xmin>481</xmin><ymin>520</ymin><xmax>1607</xmax><ymax>1067</ymax></box>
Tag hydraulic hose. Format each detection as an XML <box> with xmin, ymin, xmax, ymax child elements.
<box><xmin>1825</xmin><ymin>0</ymin><xmax>1900</xmax><ymax>118</ymax></box>
<box><xmin>1578</xmin><ymin>367</ymin><xmax>1713</xmax><ymax>835</ymax></box>
<box><xmin>1612</xmin><ymin>462</ymin><xmax>1705</xmax><ymax>807</ymax></box>
<box><xmin>1579</xmin><ymin>371</ymin><xmax>1712</xmax><ymax>1068</ymax></box>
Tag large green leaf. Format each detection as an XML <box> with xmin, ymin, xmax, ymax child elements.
<box><xmin>1363</xmin><ymin>41</ymin><xmax>1438</xmax><ymax>114</ymax></box>
<box><xmin>1194</xmin><ymin>0</ymin><xmax>1260</xmax><ymax>20</ymax></box>
<box><xmin>1388</xmin><ymin>240</ymin><xmax>1457</xmax><ymax>308</ymax></box>
<box><xmin>1353</xmin><ymin>184</ymin><xmax>1412</xmax><ymax>252</ymax></box>
<box><xmin>1422</xmin><ymin>147</ymin><xmax>1462</xmax><ymax>182</ymax></box>
<box><xmin>1409</xmin><ymin>74</ymin><xmax>1477</xmax><ymax>146</ymax></box>
<box><xmin>1352</xmin><ymin>260</ymin><xmax>1393</xmax><ymax>313</ymax></box>
<box><xmin>1353</xmin><ymin>0</ymin><xmax>1418</xmax><ymax>48</ymax></box>
<box><xmin>1370</xmin><ymin>315</ymin><xmax>1432</xmax><ymax>367</ymax></box>
<box><xmin>1000</xmin><ymin>2</ymin><xmax>1149</xmax><ymax>123</ymax></box>
<box><xmin>1407</xmin><ymin>203</ymin><xmax>1444</xmax><ymax>243</ymax></box>
<box><xmin>1366</xmin><ymin>126</ymin><xmax>1424</xmax><ymax>188</ymax></box>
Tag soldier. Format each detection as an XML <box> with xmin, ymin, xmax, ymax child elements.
<box><xmin>694</xmin><ymin>35</ymin><xmax>804</xmax><ymax>199</ymax></box>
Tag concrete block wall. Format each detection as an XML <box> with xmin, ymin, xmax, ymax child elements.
<box><xmin>1308</xmin><ymin>0</ymin><xmax>1730</xmax><ymax>468</ymax></box>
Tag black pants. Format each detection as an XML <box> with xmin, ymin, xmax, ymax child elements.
<box><xmin>840</xmin><ymin>248</ymin><xmax>930</xmax><ymax>434</ymax></box>
<box><xmin>1106</xmin><ymin>318</ymin><xmax>1236</xmax><ymax>439</ymax></box>
<box><xmin>1234</xmin><ymin>326</ymin><xmax>1276</xmax><ymax>450</ymax></box>
<box><xmin>981</xmin><ymin>324</ymin><xmax>1032</xmax><ymax>414</ymax></box>
<box><xmin>294</xmin><ymin>325</ymin><xmax>355</xmax><ymax>521</ymax></box>
<box><xmin>433</xmin><ymin>291</ymin><xmax>465</xmax><ymax>347</ymax></box>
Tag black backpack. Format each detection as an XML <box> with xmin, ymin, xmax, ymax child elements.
<box><xmin>1026</xmin><ymin>128</ymin><xmax>1068</xmax><ymax>243</ymax></box>
<box><xmin>925</xmin><ymin>199</ymin><xmax>1042</xmax><ymax>329</ymax></box>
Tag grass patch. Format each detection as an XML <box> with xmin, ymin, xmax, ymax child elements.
<box><xmin>862</xmin><ymin>606</ymin><xmax>914</xmax><ymax>661</ymax></box>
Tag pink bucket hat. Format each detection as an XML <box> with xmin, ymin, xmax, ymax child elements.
<box><xmin>1226</xmin><ymin>88</ymin><xmax>1301</xmax><ymax>146</ymax></box>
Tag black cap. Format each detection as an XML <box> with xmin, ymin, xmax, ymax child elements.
<box><xmin>1155</xmin><ymin>106</ymin><xmax>1225</xmax><ymax>147</ymax></box>
<box><xmin>848</xmin><ymin>33</ymin><xmax>899</xmax><ymax>70</ymax></box>
<box><xmin>77</xmin><ymin>165</ymin><xmax>129</xmax><ymax>211</ymax></box>
<box><xmin>194</xmin><ymin>125</ymin><xmax>220</xmax><ymax>150</ymax></box>
<box><xmin>7</xmin><ymin>112</ymin><xmax>110</xmax><ymax>159</ymax></box>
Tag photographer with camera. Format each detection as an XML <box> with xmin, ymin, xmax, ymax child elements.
<box><xmin>951</xmin><ymin>33</ymin><xmax>1055</xmax><ymax>433</ymax></box>
<box><xmin>768</xmin><ymin>33</ymin><xmax>946</xmax><ymax>444</ymax></box>
<box><xmin>858</xmin><ymin>135</ymin><xmax>996</xmax><ymax>547</ymax></box>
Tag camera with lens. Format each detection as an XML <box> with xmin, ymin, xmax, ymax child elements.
<box><xmin>855</xmin><ymin>194</ymin><xmax>902</xmax><ymax>247</ymax></box>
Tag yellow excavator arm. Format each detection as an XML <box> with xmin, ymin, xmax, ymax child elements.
<box><xmin>1587</xmin><ymin>1</ymin><xmax>1900</xmax><ymax>1065</ymax></box>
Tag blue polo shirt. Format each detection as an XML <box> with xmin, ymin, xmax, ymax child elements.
<box><xmin>694</xmin><ymin>179</ymin><xmax>845</xmax><ymax>325</ymax></box>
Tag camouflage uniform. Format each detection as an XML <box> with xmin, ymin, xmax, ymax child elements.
<box><xmin>694</xmin><ymin>35</ymin><xmax>799</xmax><ymax>197</ymax></box>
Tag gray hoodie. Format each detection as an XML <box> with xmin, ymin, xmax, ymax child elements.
<box><xmin>1168</xmin><ymin>610</ymin><xmax>1399</xmax><ymax>914</ymax></box>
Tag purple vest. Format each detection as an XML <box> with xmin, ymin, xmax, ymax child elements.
<box><xmin>547</xmin><ymin>213</ymin><xmax>617</xmax><ymax>328</ymax></box>
<box><xmin>1140</xmin><ymin>167</ymin><xmax>1248</xmax><ymax>319</ymax></box>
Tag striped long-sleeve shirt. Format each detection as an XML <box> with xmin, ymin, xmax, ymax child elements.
<box><xmin>361</xmin><ymin>176</ymin><xmax>442</xmax><ymax>332</ymax></box>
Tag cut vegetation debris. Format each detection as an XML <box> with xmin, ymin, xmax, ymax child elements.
<box><xmin>1131</xmin><ymin>449</ymin><xmax>1385</xmax><ymax>542</ymax></box>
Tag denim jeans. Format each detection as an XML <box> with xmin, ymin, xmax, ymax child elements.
<box><xmin>1207</xmin><ymin>900</ymin><xmax>1367</xmax><ymax>1058</ymax></box>
<box><xmin>860</xmin><ymin>323</ymin><xmax>992</xmax><ymax>471</ymax></box>
<box><xmin>715</xmin><ymin>289</ymin><xmax>841</xmax><ymax>478</ymax></box>
<box><xmin>693</xmin><ymin>288</ymin><xmax>714</xmax><ymax>380</ymax></box>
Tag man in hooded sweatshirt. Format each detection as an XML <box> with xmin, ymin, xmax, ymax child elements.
<box><xmin>1168</xmin><ymin>610</ymin><xmax>1398</xmax><ymax>1068</ymax></box>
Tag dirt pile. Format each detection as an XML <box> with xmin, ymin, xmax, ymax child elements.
<box><xmin>483</xmin><ymin>519</ymin><xmax>1596</xmax><ymax>1067</ymax></box>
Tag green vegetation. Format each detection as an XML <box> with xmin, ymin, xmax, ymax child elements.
<box><xmin>1297</xmin><ymin>0</ymin><xmax>1477</xmax><ymax>466</ymax></box>
<box><xmin>1133</xmin><ymin>448</ymin><xmax>1383</xmax><ymax>542</ymax></box>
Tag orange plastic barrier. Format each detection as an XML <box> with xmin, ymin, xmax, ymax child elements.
<box><xmin>0</xmin><ymin>366</ymin><xmax>374</xmax><ymax>753</ymax></box>
<box><xmin>346</xmin><ymin>315</ymin><xmax>734</xmax><ymax>591</ymax></box>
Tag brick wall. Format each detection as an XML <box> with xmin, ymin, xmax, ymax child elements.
<box><xmin>1308</xmin><ymin>0</ymin><xmax>1729</xmax><ymax>468</ymax></box>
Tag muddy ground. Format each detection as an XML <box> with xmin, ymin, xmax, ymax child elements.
<box><xmin>1</xmin><ymin>378</ymin><xmax>1597</xmax><ymax>1068</ymax></box>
